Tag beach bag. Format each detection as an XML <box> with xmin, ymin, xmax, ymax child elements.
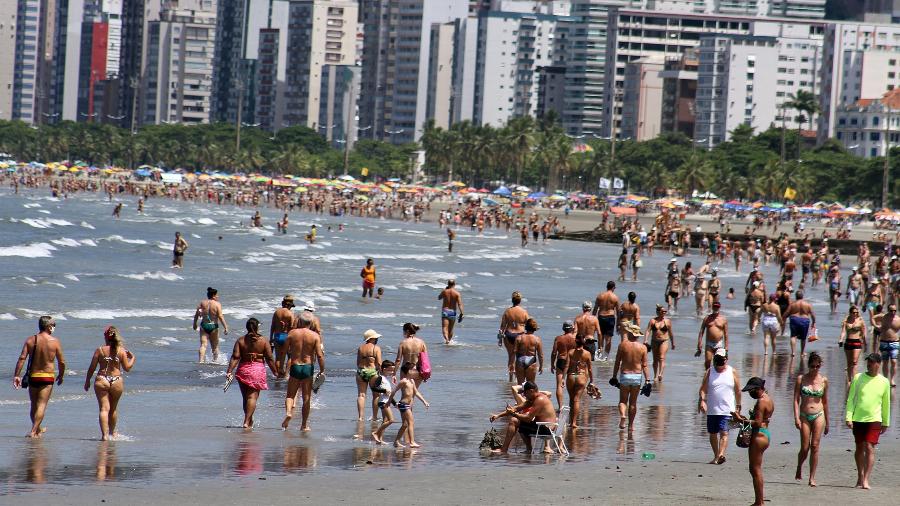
<box><xmin>635</xmin><ymin>259</ymin><xmax>643</xmax><ymax>268</ymax></box>
<box><xmin>808</xmin><ymin>327</ymin><xmax>818</xmax><ymax>342</ymax></box>
<box><xmin>21</xmin><ymin>334</ymin><xmax>37</xmax><ymax>390</ymax></box>
<box><xmin>417</xmin><ymin>350</ymin><xmax>432</xmax><ymax>381</ymax></box>
<box><xmin>479</xmin><ymin>427</ymin><xmax>503</xmax><ymax>450</ymax></box>
<box><xmin>736</xmin><ymin>422</ymin><xmax>753</xmax><ymax>448</ymax></box>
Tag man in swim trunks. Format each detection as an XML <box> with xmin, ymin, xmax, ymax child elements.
<box><xmin>877</xmin><ymin>304</ymin><xmax>900</xmax><ymax>387</ymax></box>
<box><xmin>847</xmin><ymin>267</ymin><xmax>863</xmax><ymax>306</ymax></box>
<box><xmin>437</xmin><ymin>279</ymin><xmax>464</xmax><ymax>344</ymax></box>
<box><xmin>270</xmin><ymin>294</ymin><xmax>295</xmax><ymax>377</ymax></box>
<box><xmin>846</xmin><ymin>353</ymin><xmax>891</xmax><ymax>489</ymax></box>
<box><xmin>611</xmin><ymin>321</ymin><xmax>651</xmax><ymax>433</ymax></box>
<box><xmin>361</xmin><ymin>258</ymin><xmax>376</xmax><ymax>298</ymax></box>
<box><xmin>193</xmin><ymin>287</ymin><xmax>228</xmax><ymax>363</ymax></box>
<box><xmin>784</xmin><ymin>290</ymin><xmax>816</xmax><ymax>357</ymax></box>
<box><xmin>697</xmin><ymin>302</ymin><xmax>729</xmax><ymax>370</ymax></box>
<box><xmin>593</xmin><ymin>281</ymin><xmax>620</xmax><ymax>361</ymax></box>
<box><xmin>489</xmin><ymin>381</ymin><xmax>557</xmax><ymax>454</ymax></box>
<box><xmin>550</xmin><ymin>322</ymin><xmax>576</xmax><ymax>410</ymax></box>
<box><xmin>172</xmin><ymin>231</ymin><xmax>188</xmax><ymax>269</ymax></box>
<box><xmin>499</xmin><ymin>291</ymin><xmax>529</xmax><ymax>381</ymax></box>
<box><xmin>575</xmin><ymin>301</ymin><xmax>600</xmax><ymax>361</ymax></box>
<box><xmin>13</xmin><ymin>316</ymin><xmax>66</xmax><ymax>438</ymax></box>
<box><xmin>282</xmin><ymin>311</ymin><xmax>324</xmax><ymax>432</ymax></box>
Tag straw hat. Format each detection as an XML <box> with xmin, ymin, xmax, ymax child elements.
<box><xmin>622</xmin><ymin>321</ymin><xmax>644</xmax><ymax>336</ymax></box>
<box><xmin>363</xmin><ymin>329</ymin><xmax>382</xmax><ymax>341</ymax></box>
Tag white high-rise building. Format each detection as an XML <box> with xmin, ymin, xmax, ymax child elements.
<box><xmin>0</xmin><ymin>1</ymin><xmax>17</xmax><ymax>121</ymax></box>
<box><xmin>619</xmin><ymin>55</ymin><xmax>664</xmax><ymax>141</ymax></box>
<box><xmin>834</xmin><ymin>89</ymin><xmax>900</xmax><ymax>158</ymax></box>
<box><xmin>143</xmin><ymin>0</ymin><xmax>216</xmax><ymax>124</ymax></box>
<box><xmin>819</xmin><ymin>21</ymin><xmax>900</xmax><ymax>141</ymax></box>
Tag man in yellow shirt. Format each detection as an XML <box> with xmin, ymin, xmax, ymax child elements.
<box><xmin>846</xmin><ymin>353</ymin><xmax>891</xmax><ymax>489</ymax></box>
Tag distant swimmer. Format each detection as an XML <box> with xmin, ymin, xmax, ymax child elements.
<box><xmin>137</xmin><ymin>197</ymin><xmax>144</xmax><ymax>214</ymax></box>
<box><xmin>593</xmin><ymin>281</ymin><xmax>620</xmax><ymax>361</ymax></box>
<box><xmin>193</xmin><ymin>287</ymin><xmax>228</xmax><ymax>363</ymax></box>
<box><xmin>13</xmin><ymin>316</ymin><xmax>66</xmax><ymax>438</ymax></box>
<box><xmin>282</xmin><ymin>311</ymin><xmax>324</xmax><ymax>432</ymax></box>
<box><xmin>112</xmin><ymin>203</ymin><xmax>123</xmax><ymax>218</ymax></box>
<box><xmin>447</xmin><ymin>228</ymin><xmax>456</xmax><ymax>253</ymax></box>
<box><xmin>172</xmin><ymin>231</ymin><xmax>188</xmax><ymax>269</ymax></box>
<box><xmin>252</xmin><ymin>211</ymin><xmax>262</xmax><ymax>227</ymax></box>
<box><xmin>83</xmin><ymin>326</ymin><xmax>136</xmax><ymax>440</ymax></box>
<box><xmin>225</xmin><ymin>318</ymin><xmax>278</xmax><ymax>429</ymax></box>
<box><xmin>361</xmin><ymin>258</ymin><xmax>376</xmax><ymax>298</ymax></box>
<box><xmin>437</xmin><ymin>280</ymin><xmax>464</xmax><ymax>343</ymax></box>
<box><xmin>305</xmin><ymin>224</ymin><xmax>317</xmax><ymax>243</ymax></box>
<box><xmin>499</xmin><ymin>291</ymin><xmax>529</xmax><ymax>381</ymax></box>
<box><xmin>277</xmin><ymin>213</ymin><xmax>289</xmax><ymax>234</ymax></box>
<box><xmin>270</xmin><ymin>295</ymin><xmax>296</xmax><ymax>378</ymax></box>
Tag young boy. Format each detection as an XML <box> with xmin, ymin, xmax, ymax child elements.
<box><xmin>371</xmin><ymin>360</ymin><xmax>396</xmax><ymax>444</ymax></box>
<box><xmin>375</xmin><ymin>287</ymin><xmax>385</xmax><ymax>300</ymax></box>
<box><xmin>388</xmin><ymin>362</ymin><xmax>429</xmax><ymax>448</ymax></box>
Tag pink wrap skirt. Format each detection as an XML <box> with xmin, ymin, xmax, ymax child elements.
<box><xmin>236</xmin><ymin>361</ymin><xmax>268</xmax><ymax>391</ymax></box>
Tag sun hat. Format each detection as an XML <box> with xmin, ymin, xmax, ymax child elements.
<box><xmin>363</xmin><ymin>329</ymin><xmax>382</xmax><ymax>341</ymax></box>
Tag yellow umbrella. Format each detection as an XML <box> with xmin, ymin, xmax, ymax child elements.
<box><xmin>294</xmin><ymin>187</ymin><xmax>308</xmax><ymax>193</ymax></box>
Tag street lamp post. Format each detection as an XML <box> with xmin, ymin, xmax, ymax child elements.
<box><xmin>884</xmin><ymin>104</ymin><xmax>892</xmax><ymax>209</ymax></box>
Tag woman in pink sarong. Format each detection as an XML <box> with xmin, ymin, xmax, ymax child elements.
<box><xmin>226</xmin><ymin>318</ymin><xmax>278</xmax><ymax>428</ymax></box>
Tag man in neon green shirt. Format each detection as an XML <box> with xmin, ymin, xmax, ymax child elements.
<box><xmin>845</xmin><ymin>353</ymin><xmax>891</xmax><ymax>489</ymax></box>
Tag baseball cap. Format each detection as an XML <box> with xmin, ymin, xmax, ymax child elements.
<box><xmin>562</xmin><ymin>321</ymin><xmax>574</xmax><ymax>332</ymax></box>
<box><xmin>712</xmin><ymin>301</ymin><xmax>721</xmax><ymax>309</ymax></box>
<box><xmin>865</xmin><ymin>352</ymin><xmax>882</xmax><ymax>363</ymax></box>
<box><xmin>714</xmin><ymin>348</ymin><xmax>728</xmax><ymax>358</ymax></box>
<box><xmin>742</xmin><ymin>377</ymin><xmax>766</xmax><ymax>392</ymax></box>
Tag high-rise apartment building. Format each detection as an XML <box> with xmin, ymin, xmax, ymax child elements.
<box><xmin>619</xmin><ymin>55</ymin><xmax>664</xmax><ymax>141</ymax></box>
<box><xmin>143</xmin><ymin>0</ymin><xmax>216</xmax><ymax>124</ymax></box>
<box><xmin>659</xmin><ymin>48</ymin><xmax>698</xmax><ymax>138</ymax></box>
<box><xmin>12</xmin><ymin>0</ymin><xmax>45</xmax><ymax>123</ymax></box>
<box><xmin>281</xmin><ymin>0</ymin><xmax>357</xmax><ymax>131</ymax></box>
<box><xmin>118</xmin><ymin>0</ymin><xmax>161</xmax><ymax>131</ymax></box>
<box><xmin>0</xmin><ymin>2</ymin><xmax>17</xmax><ymax>120</ymax></box>
<box><xmin>359</xmin><ymin>0</ymin><xmax>470</xmax><ymax>144</ymax></box>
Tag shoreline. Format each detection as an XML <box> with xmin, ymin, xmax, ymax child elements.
<box><xmin>9</xmin><ymin>445</ymin><xmax>899</xmax><ymax>504</ymax></box>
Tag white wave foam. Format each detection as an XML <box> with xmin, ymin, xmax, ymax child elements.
<box><xmin>152</xmin><ymin>339</ymin><xmax>172</xmax><ymax>346</ymax></box>
<box><xmin>222</xmin><ymin>267</ymin><xmax>240</xmax><ymax>271</ymax></box>
<box><xmin>244</xmin><ymin>252</ymin><xmax>275</xmax><ymax>263</ymax></box>
<box><xmin>64</xmin><ymin>274</ymin><xmax>80</xmax><ymax>282</ymax></box>
<box><xmin>104</xmin><ymin>235</ymin><xmax>147</xmax><ymax>245</ymax></box>
<box><xmin>197</xmin><ymin>218</ymin><xmax>217</xmax><ymax>225</ymax></box>
<box><xmin>313</xmin><ymin>253</ymin><xmax>441</xmax><ymax>262</ymax></box>
<box><xmin>0</xmin><ymin>242</ymin><xmax>57</xmax><ymax>258</ymax></box>
<box><xmin>24</xmin><ymin>276</ymin><xmax>36</xmax><ymax>282</ymax></box>
<box><xmin>120</xmin><ymin>271</ymin><xmax>184</xmax><ymax>281</ymax></box>
<box><xmin>65</xmin><ymin>309</ymin><xmax>192</xmax><ymax>320</ymax></box>
<box><xmin>156</xmin><ymin>241</ymin><xmax>171</xmax><ymax>250</ymax></box>
<box><xmin>247</xmin><ymin>227</ymin><xmax>274</xmax><ymax>237</ymax></box>
<box><xmin>23</xmin><ymin>203</ymin><xmax>41</xmax><ymax>208</ymax></box>
<box><xmin>80</xmin><ymin>221</ymin><xmax>95</xmax><ymax>229</ymax></box>
<box><xmin>0</xmin><ymin>313</ymin><xmax>17</xmax><ymax>320</ymax></box>
<box><xmin>268</xmin><ymin>244</ymin><xmax>308</xmax><ymax>251</ymax></box>
<box><xmin>81</xmin><ymin>239</ymin><xmax>97</xmax><ymax>247</ymax></box>
<box><xmin>37</xmin><ymin>210</ymin><xmax>51</xmax><ymax>215</ymax></box>
<box><xmin>191</xmin><ymin>233</ymin><xmax>201</xmax><ymax>239</ymax></box>
<box><xmin>51</xmin><ymin>237</ymin><xmax>84</xmax><ymax>247</ymax></box>
<box><xmin>476</xmin><ymin>272</ymin><xmax>495</xmax><ymax>277</ymax></box>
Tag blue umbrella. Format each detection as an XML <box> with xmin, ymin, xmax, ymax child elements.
<box><xmin>483</xmin><ymin>198</ymin><xmax>500</xmax><ymax>207</ymax></box>
<box><xmin>493</xmin><ymin>186</ymin><xmax>512</xmax><ymax>196</ymax></box>
<box><xmin>527</xmin><ymin>191</ymin><xmax>547</xmax><ymax>199</ymax></box>
<box><xmin>134</xmin><ymin>168</ymin><xmax>152</xmax><ymax>177</ymax></box>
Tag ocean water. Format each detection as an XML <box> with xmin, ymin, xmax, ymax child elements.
<box><xmin>0</xmin><ymin>188</ymin><xmax>895</xmax><ymax>493</ymax></box>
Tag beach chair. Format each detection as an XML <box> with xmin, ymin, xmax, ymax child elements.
<box><xmin>534</xmin><ymin>406</ymin><xmax>569</xmax><ymax>455</ymax></box>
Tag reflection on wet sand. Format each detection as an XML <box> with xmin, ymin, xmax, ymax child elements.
<box><xmin>235</xmin><ymin>440</ymin><xmax>263</xmax><ymax>476</ymax></box>
<box><xmin>283</xmin><ymin>445</ymin><xmax>317</xmax><ymax>470</ymax></box>
<box><xmin>95</xmin><ymin>441</ymin><xmax>116</xmax><ymax>481</ymax></box>
<box><xmin>25</xmin><ymin>440</ymin><xmax>47</xmax><ymax>484</ymax></box>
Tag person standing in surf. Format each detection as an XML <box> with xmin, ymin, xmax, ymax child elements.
<box><xmin>395</xmin><ymin>323</ymin><xmax>427</xmax><ymax>387</ymax></box>
<box><xmin>193</xmin><ymin>287</ymin><xmax>228</xmax><ymax>363</ymax></box>
<box><xmin>83</xmin><ymin>326</ymin><xmax>136</xmax><ymax>440</ymax></box>
<box><xmin>225</xmin><ymin>318</ymin><xmax>278</xmax><ymax>429</ymax></box>
<box><xmin>13</xmin><ymin>316</ymin><xmax>66</xmax><ymax>438</ymax></box>
<box><xmin>499</xmin><ymin>291</ymin><xmax>529</xmax><ymax>381</ymax></box>
<box><xmin>282</xmin><ymin>312</ymin><xmax>324</xmax><ymax>432</ymax></box>
<box><xmin>361</xmin><ymin>258</ymin><xmax>376</xmax><ymax>298</ymax></box>
<box><xmin>269</xmin><ymin>295</ymin><xmax>295</xmax><ymax>377</ymax></box>
<box><xmin>172</xmin><ymin>231</ymin><xmax>188</xmax><ymax>269</ymax></box>
<box><xmin>438</xmin><ymin>280</ymin><xmax>464</xmax><ymax>344</ymax></box>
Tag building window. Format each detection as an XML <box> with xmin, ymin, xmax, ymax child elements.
<box><xmin>871</xmin><ymin>132</ymin><xmax>881</xmax><ymax>141</ymax></box>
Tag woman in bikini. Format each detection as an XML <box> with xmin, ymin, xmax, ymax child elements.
<box><xmin>838</xmin><ymin>305</ymin><xmax>867</xmax><ymax>385</ymax></box>
<box><xmin>793</xmin><ymin>352</ymin><xmax>829</xmax><ymax>487</ymax></box>
<box><xmin>514</xmin><ymin>319</ymin><xmax>543</xmax><ymax>384</ymax></box>
<box><xmin>83</xmin><ymin>326</ymin><xmax>136</xmax><ymax>440</ymax></box>
<box><xmin>355</xmin><ymin>329</ymin><xmax>383</xmax><ymax>421</ymax></box>
<box><xmin>618</xmin><ymin>248</ymin><xmax>628</xmax><ymax>281</ymax></box>
<box><xmin>644</xmin><ymin>305</ymin><xmax>675</xmax><ymax>382</ymax></box>
<box><xmin>619</xmin><ymin>291</ymin><xmax>641</xmax><ymax>335</ymax></box>
<box><xmin>759</xmin><ymin>294</ymin><xmax>783</xmax><ymax>355</ymax></box>
<box><xmin>732</xmin><ymin>377</ymin><xmax>774</xmax><ymax>506</ymax></box>
<box><xmin>564</xmin><ymin>334</ymin><xmax>594</xmax><ymax>428</ymax></box>
<box><xmin>225</xmin><ymin>318</ymin><xmax>278</xmax><ymax>429</ymax></box>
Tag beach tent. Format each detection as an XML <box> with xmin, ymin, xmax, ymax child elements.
<box><xmin>492</xmin><ymin>186</ymin><xmax>512</xmax><ymax>196</ymax></box>
<box><xmin>528</xmin><ymin>191</ymin><xmax>548</xmax><ymax>199</ymax></box>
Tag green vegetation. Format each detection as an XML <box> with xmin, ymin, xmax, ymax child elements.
<box><xmin>0</xmin><ymin>120</ymin><xmax>418</xmax><ymax>179</ymax></box>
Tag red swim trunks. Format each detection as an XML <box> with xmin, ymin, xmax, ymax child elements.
<box><xmin>363</xmin><ymin>280</ymin><xmax>375</xmax><ymax>289</ymax></box>
<box><xmin>852</xmin><ymin>421</ymin><xmax>882</xmax><ymax>445</ymax></box>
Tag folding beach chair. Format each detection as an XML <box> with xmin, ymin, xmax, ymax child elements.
<box><xmin>534</xmin><ymin>406</ymin><xmax>569</xmax><ymax>455</ymax></box>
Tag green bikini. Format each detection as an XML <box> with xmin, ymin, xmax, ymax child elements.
<box><xmin>799</xmin><ymin>385</ymin><xmax>825</xmax><ymax>422</ymax></box>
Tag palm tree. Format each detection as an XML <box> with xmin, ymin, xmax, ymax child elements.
<box><xmin>785</xmin><ymin>90</ymin><xmax>819</xmax><ymax>159</ymax></box>
<box><xmin>544</xmin><ymin>133</ymin><xmax>573</xmax><ymax>193</ymax></box>
<box><xmin>675</xmin><ymin>153</ymin><xmax>712</xmax><ymax>198</ymax></box>
<box><xmin>641</xmin><ymin>160</ymin><xmax>669</xmax><ymax>197</ymax></box>
<box><xmin>504</xmin><ymin>116</ymin><xmax>535</xmax><ymax>185</ymax></box>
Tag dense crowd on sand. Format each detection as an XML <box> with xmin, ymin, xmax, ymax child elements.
<box><xmin>5</xmin><ymin>171</ymin><xmax>900</xmax><ymax>506</ymax></box>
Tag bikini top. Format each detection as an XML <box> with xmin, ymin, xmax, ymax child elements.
<box><xmin>800</xmin><ymin>385</ymin><xmax>824</xmax><ymax>398</ymax></box>
<box><xmin>655</xmin><ymin>320</ymin><xmax>669</xmax><ymax>333</ymax></box>
<box><xmin>99</xmin><ymin>348</ymin><xmax>121</xmax><ymax>374</ymax></box>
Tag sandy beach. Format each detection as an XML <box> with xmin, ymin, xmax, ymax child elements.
<box><xmin>11</xmin><ymin>445</ymin><xmax>899</xmax><ymax>505</ymax></box>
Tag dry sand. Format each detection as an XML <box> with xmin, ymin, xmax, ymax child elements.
<box><xmin>12</xmin><ymin>445</ymin><xmax>899</xmax><ymax>505</ymax></box>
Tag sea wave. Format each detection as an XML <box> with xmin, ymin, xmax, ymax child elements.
<box><xmin>0</xmin><ymin>313</ymin><xmax>17</xmax><ymax>320</ymax></box>
<box><xmin>13</xmin><ymin>217</ymin><xmax>75</xmax><ymax>229</ymax></box>
<box><xmin>268</xmin><ymin>244</ymin><xmax>308</xmax><ymax>251</ymax></box>
<box><xmin>103</xmin><ymin>235</ymin><xmax>148</xmax><ymax>245</ymax></box>
<box><xmin>0</xmin><ymin>242</ymin><xmax>57</xmax><ymax>258</ymax></box>
<box><xmin>119</xmin><ymin>271</ymin><xmax>184</xmax><ymax>281</ymax></box>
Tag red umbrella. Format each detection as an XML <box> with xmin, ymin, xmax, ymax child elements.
<box><xmin>477</xmin><ymin>188</ymin><xmax>489</xmax><ymax>193</ymax></box>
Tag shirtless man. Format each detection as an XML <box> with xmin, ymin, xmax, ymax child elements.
<box><xmin>489</xmin><ymin>381</ymin><xmax>558</xmax><ymax>454</ymax></box>
<box><xmin>611</xmin><ymin>322</ymin><xmax>651</xmax><ymax>433</ymax></box>
<box><xmin>550</xmin><ymin>322</ymin><xmax>576</xmax><ymax>410</ymax></box>
<box><xmin>747</xmin><ymin>282</ymin><xmax>765</xmax><ymax>334</ymax></box>
<box><xmin>784</xmin><ymin>291</ymin><xmax>816</xmax><ymax>357</ymax></box>
<box><xmin>193</xmin><ymin>287</ymin><xmax>228</xmax><ymax>363</ymax></box>
<box><xmin>593</xmin><ymin>281</ymin><xmax>620</xmax><ymax>361</ymax></box>
<box><xmin>575</xmin><ymin>301</ymin><xmax>600</xmax><ymax>361</ymax></box>
<box><xmin>282</xmin><ymin>311</ymin><xmax>324</xmax><ymax>431</ymax></box>
<box><xmin>499</xmin><ymin>291</ymin><xmax>529</xmax><ymax>381</ymax></box>
<box><xmin>708</xmin><ymin>270</ymin><xmax>722</xmax><ymax>307</ymax></box>
<box><xmin>396</xmin><ymin>323</ymin><xmax>427</xmax><ymax>387</ymax></box>
<box><xmin>877</xmin><ymin>304</ymin><xmax>899</xmax><ymax>386</ymax></box>
<box><xmin>847</xmin><ymin>267</ymin><xmax>864</xmax><ymax>306</ymax></box>
<box><xmin>437</xmin><ymin>280</ymin><xmax>464</xmax><ymax>344</ymax></box>
<box><xmin>514</xmin><ymin>319</ymin><xmax>543</xmax><ymax>384</ymax></box>
<box><xmin>800</xmin><ymin>249</ymin><xmax>813</xmax><ymax>284</ymax></box>
<box><xmin>696</xmin><ymin>302</ymin><xmax>729</xmax><ymax>370</ymax></box>
<box><xmin>172</xmin><ymin>231</ymin><xmax>188</xmax><ymax>269</ymax></box>
<box><xmin>13</xmin><ymin>316</ymin><xmax>66</xmax><ymax>438</ymax></box>
<box><xmin>269</xmin><ymin>295</ymin><xmax>295</xmax><ymax>377</ymax></box>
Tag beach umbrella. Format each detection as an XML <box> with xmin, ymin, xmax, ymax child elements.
<box><xmin>492</xmin><ymin>186</ymin><xmax>512</xmax><ymax>196</ymax></box>
<box><xmin>528</xmin><ymin>191</ymin><xmax>547</xmax><ymax>199</ymax></box>
<box><xmin>134</xmin><ymin>168</ymin><xmax>152</xmax><ymax>177</ymax></box>
<box><xmin>549</xmin><ymin>194</ymin><xmax>567</xmax><ymax>201</ymax></box>
<box><xmin>859</xmin><ymin>207</ymin><xmax>873</xmax><ymax>214</ymax></box>
<box><xmin>338</xmin><ymin>174</ymin><xmax>356</xmax><ymax>181</ymax></box>
<box><xmin>294</xmin><ymin>187</ymin><xmax>308</xmax><ymax>193</ymax></box>
<box><xmin>483</xmin><ymin>198</ymin><xmax>500</xmax><ymax>206</ymax></box>
<box><xmin>515</xmin><ymin>185</ymin><xmax>531</xmax><ymax>192</ymax></box>
<box><xmin>477</xmin><ymin>188</ymin><xmax>489</xmax><ymax>193</ymax></box>
<box><xmin>766</xmin><ymin>202</ymin><xmax>784</xmax><ymax>208</ymax></box>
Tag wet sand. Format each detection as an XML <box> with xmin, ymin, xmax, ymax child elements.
<box><xmin>13</xmin><ymin>445</ymin><xmax>899</xmax><ymax>505</ymax></box>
